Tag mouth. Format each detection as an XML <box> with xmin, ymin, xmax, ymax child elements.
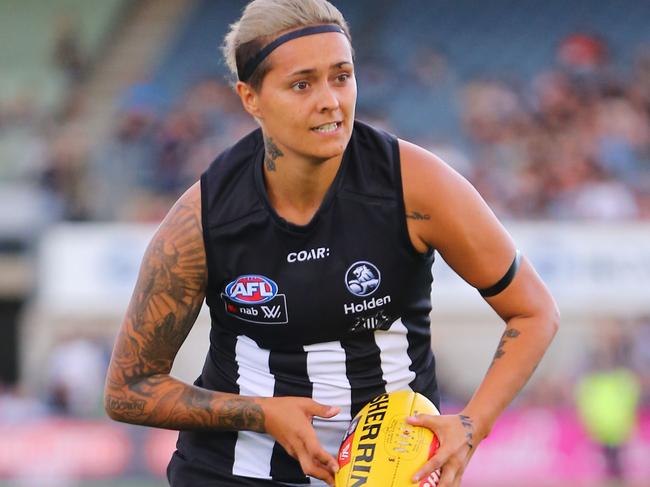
<box><xmin>311</xmin><ymin>121</ymin><xmax>342</xmax><ymax>134</ymax></box>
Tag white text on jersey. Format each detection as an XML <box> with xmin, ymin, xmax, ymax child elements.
<box><xmin>287</xmin><ymin>247</ymin><xmax>331</xmax><ymax>263</ymax></box>
<box><xmin>344</xmin><ymin>295</ymin><xmax>392</xmax><ymax>315</ymax></box>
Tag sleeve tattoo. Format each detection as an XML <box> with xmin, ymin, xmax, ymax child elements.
<box><xmin>104</xmin><ymin>198</ymin><xmax>265</xmax><ymax>432</ymax></box>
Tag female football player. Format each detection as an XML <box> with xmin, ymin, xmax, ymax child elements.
<box><xmin>104</xmin><ymin>1</ymin><xmax>559</xmax><ymax>486</ymax></box>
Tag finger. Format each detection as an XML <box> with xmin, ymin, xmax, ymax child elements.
<box><xmin>308</xmin><ymin>400</ymin><xmax>340</xmax><ymax>419</ymax></box>
<box><xmin>412</xmin><ymin>449</ymin><xmax>453</xmax><ymax>484</ymax></box>
<box><xmin>406</xmin><ymin>413</ymin><xmax>439</xmax><ymax>428</ymax></box>
<box><xmin>298</xmin><ymin>453</ymin><xmax>335</xmax><ymax>485</ymax></box>
<box><xmin>314</xmin><ymin>445</ymin><xmax>340</xmax><ymax>474</ymax></box>
<box><xmin>451</xmin><ymin>472</ymin><xmax>464</xmax><ymax>487</ymax></box>
<box><xmin>436</xmin><ymin>463</ymin><xmax>458</xmax><ymax>487</ymax></box>
<box><xmin>301</xmin><ymin>429</ymin><xmax>338</xmax><ymax>474</ymax></box>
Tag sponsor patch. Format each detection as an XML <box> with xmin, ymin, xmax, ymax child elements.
<box><xmin>222</xmin><ymin>275</ymin><xmax>288</xmax><ymax>324</ymax></box>
<box><xmin>287</xmin><ymin>247</ymin><xmax>330</xmax><ymax>263</ymax></box>
<box><xmin>349</xmin><ymin>310</ymin><xmax>395</xmax><ymax>332</ymax></box>
<box><xmin>345</xmin><ymin>261</ymin><xmax>381</xmax><ymax>297</ymax></box>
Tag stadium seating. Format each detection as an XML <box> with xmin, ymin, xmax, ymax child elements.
<box><xmin>0</xmin><ymin>0</ymin><xmax>127</xmax><ymax>111</ymax></box>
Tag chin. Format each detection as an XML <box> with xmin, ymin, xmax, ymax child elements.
<box><xmin>313</xmin><ymin>144</ymin><xmax>346</xmax><ymax>161</ymax></box>
<box><xmin>312</xmin><ymin>136</ymin><xmax>350</xmax><ymax>159</ymax></box>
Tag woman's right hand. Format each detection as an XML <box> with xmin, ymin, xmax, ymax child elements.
<box><xmin>257</xmin><ymin>396</ymin><xmax>340</xmax><ymax>486</ymax></box>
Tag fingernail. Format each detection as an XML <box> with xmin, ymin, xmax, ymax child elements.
<box><xmin>412</xmin><ymin>473</ymin><xmax>421</xmax><ymax>482</ymax></box>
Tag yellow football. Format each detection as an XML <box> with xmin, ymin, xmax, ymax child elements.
<box><xmin>335</xmin><ymin>390</ymin><xmax>441</xmax><ymax>487</ymax></box>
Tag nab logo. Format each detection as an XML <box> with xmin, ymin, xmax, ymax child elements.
<box><xmin>345</xmin><ymin>261</ymin><xmax>381</xmax><ymax>297</ymax></box>
<box><xmin>222</xmin><ymin>274</ymin><xmax>288</xmax><ymax>325</ymax></box>
<box><xmin>225</xmin><ymin>275</ymin><xmax>278</xmax><ymax>304</ymax></box>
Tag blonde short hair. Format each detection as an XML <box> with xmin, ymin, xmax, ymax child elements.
<box><xmin>222</xmin><ymin>0</ymin><xmax>351</xmax><ymax>90</ymax></box>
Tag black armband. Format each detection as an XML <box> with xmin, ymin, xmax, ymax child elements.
<box><xmin>478</xmin><ymin>250</ymin><xmax>521</xmax><ymax>297</ymax></box>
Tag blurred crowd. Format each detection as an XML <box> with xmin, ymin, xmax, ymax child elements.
<box><xmin>90</xmin><ymin>79</ymin><xmax>257</xmax><ymax>221</ymax></box>
<box><xmin>460</xmin><ymin>35</ymin><xmax>650</xmax><ymax>220</ymax></box>
<box><xmin>1</xmin><ymin>33</ymin><xmax>649</xmax><ymax>225</ymax></box>
<box><xmin>88</xmin><ymin>33</ymin><xmax>650</xmax><ymax>222</ymax></box>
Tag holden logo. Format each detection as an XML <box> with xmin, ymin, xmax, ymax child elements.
<box><xmin>345</xmin><ymin>261</ymin><xmax>381</xmax><ymax>297</ymax></box>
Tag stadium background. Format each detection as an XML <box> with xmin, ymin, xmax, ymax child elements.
<box><xmin>1</xmin><ymin>0</ymin><xmax>649</xmax><ymax>486</ymax></box>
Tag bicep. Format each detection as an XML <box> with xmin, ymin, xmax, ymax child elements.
<box><xmin>400</xmin><ymin>140</ymin><xmax>516</xmax><ymax>291</ymax></box>
<box><xmin>107</xmin><ymin>182</ymin><xmax>207</xmax><ymax>385</ymax></box>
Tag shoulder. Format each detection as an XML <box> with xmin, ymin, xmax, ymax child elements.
<box><xmin>398</xmin><ymin>139</ymin><xmax>482</xmax><ymax>248</ymax></box>
<box><xmin>398</xmin><ymin>138</ymin><xmax>490</xmax><ymax>226</ymax></box>
<box><xmin>397</xmin><ymin>139</ymin><xmax>516</xmax><ymax>286</ymax></box>
<box><xmin>167</xmin><ymin>181</ymin><xmax>201</xmax><ymax>225</ymax></box>
<box><xmin>153</xmin><ymin>182</ymin><xmax>204</xmax><ymax>258</ymax></box>
<box><xmin>398</xmin><ymin>139</ymin><xmax>468</xmax><ymax>202</ymax></box>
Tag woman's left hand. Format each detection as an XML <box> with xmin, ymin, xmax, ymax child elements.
<box><xmin>406</xmin><ymin>413</ymin><xmax>481</xmax><ymax>487</ymax></box>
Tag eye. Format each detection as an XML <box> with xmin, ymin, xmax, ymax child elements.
<box><xmin>336</xmin><ymin>73</ymin><xmax>351</xmax><ymax>83</ymax></box>
<box><xmin>292</xmin><ymin>81</ymin><xmax>309</xmax><ymax>92</ymax></box>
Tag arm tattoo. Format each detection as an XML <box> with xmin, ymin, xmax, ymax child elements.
<box><xmin>105</xmin><ymin>395</ymin><xmax>146</xmax><ymax>420</ymax></box>
<box><xmin>406</xmin><ymin>211</ymin><xmax>431</xmax><ymax>220</ymax></box>
<box><xmin>264</xmin><ymin>136</ymin><xmax>283</xmax><ymax>171</ymax></box>
<box><xmin>216</xmin><ymin>399</ymin><xmax>265</xmax><ymax>432</ymax></box>
<box><xmin>490</xmin><ymin>328</ymin><xmax>521</xmax><ymax>367</ymax></box>
<box><xmin>106</xmin><ymin>193</ymin><xmax>259</xmax><ymax>431</ymax></box>
<box><xmin>459</xmin><ymin>415</ymin><xmax>475</xmax><ymax>449</ymax></box>
<box><xmin>105</xmin><ymin>196</ymin><xmax>269</xmax><ymax>433</ymax></box>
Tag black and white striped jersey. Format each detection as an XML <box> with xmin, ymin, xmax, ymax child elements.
<box><xmin>168</xmin><ymin>121</ymin><xmax>438</xmax><ymax>485</ymax></box>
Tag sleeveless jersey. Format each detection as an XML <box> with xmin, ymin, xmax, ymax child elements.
<box><xmin>169</xmin><ymin>121</ymin><xmax>438</xmax><ymax>485</ymax></box>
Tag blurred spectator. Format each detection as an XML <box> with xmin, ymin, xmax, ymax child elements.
<box><xmin>45</xmin><ymin>336</ymin><xmax>108</xmax><ymax>417</ymax></box>
<box><xmin>52</xmin><ymin>14</ymin><xmax>87</xmax><ymax>86</ymax></box>
<box><xmin>575</xmin><ymin>325</ymin><xmax>641</xmax><ymax>484</ymax></box>
<box><xmin>630</xmin><ymin>316</ymin><xmax>650</xmax><ymax>406</ymax></box>
<box><xmin>557</xmin><ymin>32</ymin><xmax>608</xmax><ymax>74</ymax></box>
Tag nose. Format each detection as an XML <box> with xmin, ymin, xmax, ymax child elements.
<box><xmin>316</xmin><ymin>82</ymin><xmax>340</xmax><ymax>113</ymax></box>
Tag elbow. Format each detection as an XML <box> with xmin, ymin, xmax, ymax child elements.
<box><xmin>103</xmin><ymin>370</ymin><xmax>155</xmax><ymax>424</ymax></box>
<box><xmin>103</xmin><ymin>386</ymin><xmax>123</xmax><ymax>422</ymax></box>
<box><xmin>103</xmin><ymin>373</ymin><xmax>129</xmax><ymax>422</ymax></box>
<box><xmin>104</xmin><ymin>396</ymin><xmax>119</xmax><ymax>421</ymax></box>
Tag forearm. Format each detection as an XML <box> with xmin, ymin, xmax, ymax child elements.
<box><xmin>461</xmin><ymin>311</ymin><xmax>558</xmax><ymax>441</ymax></box>
<box><xmin>104</xmin><ymin>374</ymin><xmax>265</xmax><ymax>432</ymax></box>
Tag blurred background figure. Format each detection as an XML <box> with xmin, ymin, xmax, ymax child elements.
<box><xmin>45</xmin><ymin>335</ymin><xmax>108</xmax><ymax>417</ymax></box>
<box><xmin>576</xmin><ymin>324</ymin><xmax>641</xmax><ymax>486</ymax></box>
<box><xmin>1</xmin><ymin>0</ymin><xmax>649</xmax><ymax>486</ymax></box>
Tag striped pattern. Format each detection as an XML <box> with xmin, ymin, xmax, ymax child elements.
<box><xmin>228</xmin><ymin>318</ymin><xmax>422</xmax><ymax>482</ymax></box>
<box><xmin>232</xmin><ymin>336</ymin><xmax>275</xmax><ymax>478</ymax></box>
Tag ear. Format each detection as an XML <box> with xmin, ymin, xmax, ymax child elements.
<box><xmin>236</xmin><ymin>81</ymin><xmax>263</xmax><ymax>120</ymax></box>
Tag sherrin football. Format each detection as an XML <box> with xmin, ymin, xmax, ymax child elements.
<box><xmin>335</xmin><ymin>390</ymin><xmax>441</xmax><ymax>487</ymax></box>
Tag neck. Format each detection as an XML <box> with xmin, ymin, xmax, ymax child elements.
<box><xmin>262</xmin><ymin>136</ymin><xmax>343</xmax><ymax>225</ymax></box>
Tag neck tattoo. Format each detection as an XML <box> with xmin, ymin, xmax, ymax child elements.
<box><xmin>264</xmin><ymin>136</ymin><xmax>283</xmax><ymax>172</ymax></box>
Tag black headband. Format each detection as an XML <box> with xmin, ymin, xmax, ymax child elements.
<box><xmin>238</xmin><ymin>24</ymin><xmax>346</xmax><ymax>82</ymax></box>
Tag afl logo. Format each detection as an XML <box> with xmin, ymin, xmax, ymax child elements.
<box><xmin>225</xmin><ymin>275</ymin><xmax>278</xmax><ymax>304</ymax></box>
<box><xmin>345</xmin><ymin>261</ymin><xmax>381</xmax><ymax>297</ymax></box>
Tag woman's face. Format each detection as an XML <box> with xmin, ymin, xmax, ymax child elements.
<box><xmin>240</xmin><ymin>30</ymin><xmax>357</xmax><ymax>163</ymax></box>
